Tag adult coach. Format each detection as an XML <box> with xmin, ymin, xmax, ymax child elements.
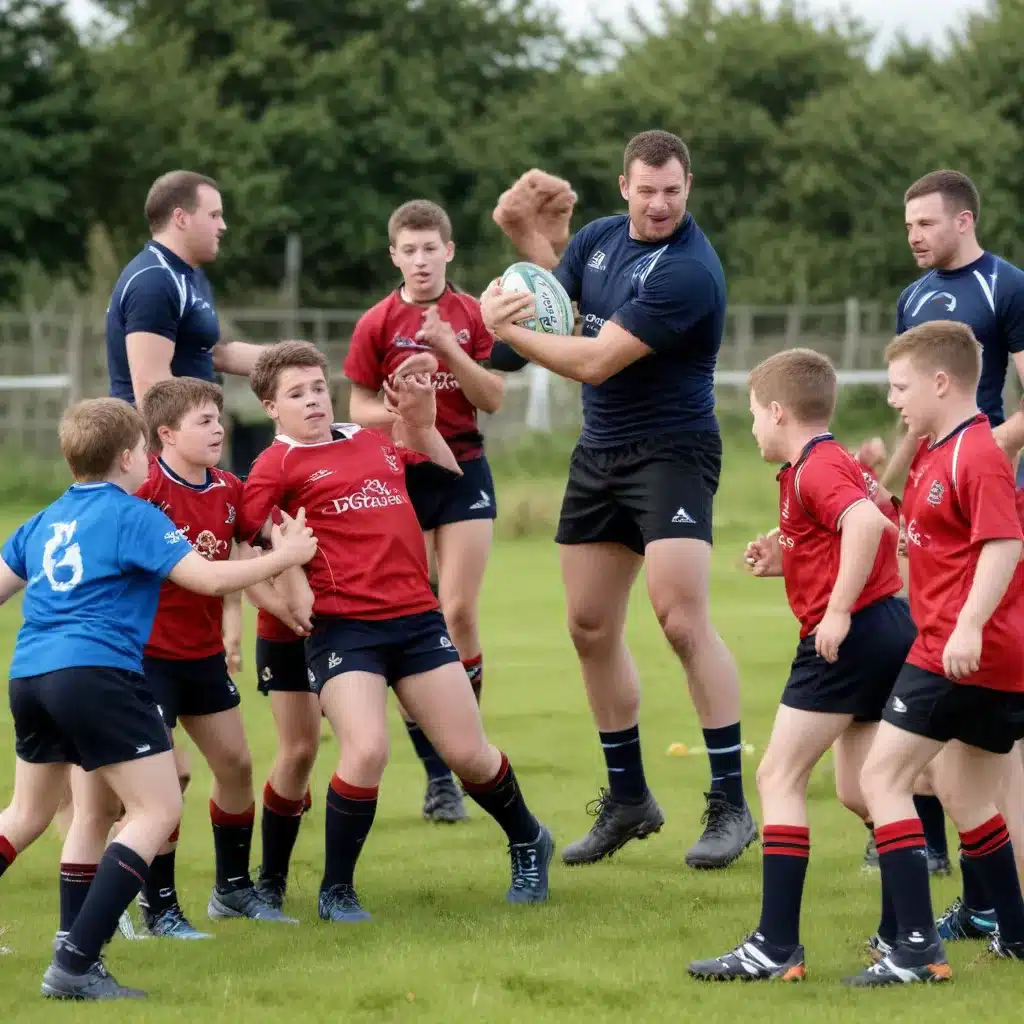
<box><xmin>483</xmin><ymin>130</ymin><xmax>756</xmax><ymax>870</ymax></box>
<box><xmin>106</xmin><ymin>170</ymin><xmax>264</xmax><ymax>405</ymax></box>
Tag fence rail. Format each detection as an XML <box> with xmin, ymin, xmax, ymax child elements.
<box><xmin>0</xmin><ymin>299</ymin><xmax>932</xmax><ymax>453</ymax></box>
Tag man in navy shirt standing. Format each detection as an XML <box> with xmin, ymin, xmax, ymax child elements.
<box><xmin>106</xmin><ymin>170</ymin><xmax>263</xmax><ymax>405</ymax></box>
<box><xmin>484</xmin><ymin>130</ymin><xmax>756</xmax><ymax>870</ymax></box>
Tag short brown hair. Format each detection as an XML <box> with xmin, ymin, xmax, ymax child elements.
<box><xmin>623</xmin><ymin>130</ymin><xmax>691</xmax><ymax>177</ymax></box>
<box><xmin>251</xmin><ymin>341</ymin><xmax>328</xmax><ymax>403</ymax></box>
<box><xmin>748</xmin><ymin>348</ymin><xmax>837</xmax><ymax>424</ymax></box>
<box><xmin>59</xmin><ymin>398</ymin><xmax>147</xmax><ymax>481</ymax></box>
<box><xmin>145</xmin><ymin>170</ymin><xmax>219</xmax><ymax>232</ymax></box>
<box><xmin>140</xmin><ymin>378</ymin><xmax>224</xmax><ymax>453</ymax></box>
<box><xmin>885</xmin><ymin>320</ymin><xmax>982</xmax><ymax>390</ymax></box>
<box><xmin>904</xmin><ymin>170</ymin><xmax>980</xmax><ymax>223</ymax></box>
<box><xmin>387</xmin><ymin>200</ymin><xmax>452</xmax><ymax>245</ymax></box>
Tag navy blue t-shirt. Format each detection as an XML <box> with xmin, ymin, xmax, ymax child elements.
<box><xmin>106</xmin><ymin>241</ymin><xmax>221</xmax><ymax>403</ymax></box>
<box><xmin>2</xmin><ymin>483</ymin><xmax>191</xmax><ymax>678</ymax></box>
<box><xmin>897</xmin><ymin>252</ymin><xmax>1024</xmax><ymax>426</ymax></box>
<box><xmin>553</xmin><ymin>213</ymin><xmax>725</xmax><ymax>447</ymax></box>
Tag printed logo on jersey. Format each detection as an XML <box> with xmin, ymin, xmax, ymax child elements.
<box><xmin>225</xmin><ymin>503</ymin><xmax>236</xmax><ymax>525</ymax></box>
<box><xmin>926</xmin><ymin>481</ymin><xmax>944</xmax><ymax>506</ymax></box>
<box><xmin>906</xmin><ymin>519</ymin><xmax>929</xmax><ymax>549</ymax></box>
<box><xmin>455</xmin><ymin>329</ymin><xmax>471</xmax><ymax>347</ymax></box>
<box><xmin>392</xmin><ymin>333</ymin><xmax>429</xmax><ymax>350</ymax></box>
<box><xmin>306</xmin><ymin>469</ymin><xmax>334</xmax><ymax>484</ymax></box>
<box><xmin>909</xmin><ymin>290</ymin><xmax>957</xmax><ymax>318</ymax></box>
<box><xmin>861</xmin><ymin>471</ymin><xmax>879</xmax><ymax>500</ymax></box>
<box><xmin>781</xmin><ymin>497</ymin><xmax>790</xmax><ymax>520</ymax></box>
<box><xmin>37</xmin><ymin>521</ymin><xmax>84</xmax><ymax>592</ymax></box>
<box><xmin>193</xmin><ymin>529</ymin><xmax>229</xmax><ymax>560</ymax></box>
<box><xmin>164</xmin><ymin>528</ymin><xmax>186</xmax><ymax>545</ymax></box>
<box><xmin>430</xmin><ymin>371</ymin><xmax>461</xmax><ymax>392</ymax></box>
<box><xmin>778</xmin><ymin>533</ymin><xmax>795</xmax><ymax>549</ymax></box>
<box><xmin>581</xmin><ymin>312</ymin><xmax>605</xmax><ymax>336</ymax></box>
<box><xmin>381</xmin><ymin>447</ymin><xmax>401</xmax><ymax>474</ymax></box>
<box><xmin>587</xmin><ymin>250</ymin><xmax>607</xmax><ymax>271</ymax></box>
<box><xmin>321</xmin><ymin>479</ymin><xmax>406</xmax><ymax>514</ymax></box>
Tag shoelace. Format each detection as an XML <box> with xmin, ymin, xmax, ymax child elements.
<box><xmin>324</xmin><ymin>884</ymin><xmax>361</xmax><ymax>910</ymax></box>
<box><xmin>509</xmin><ymin>844</ymin><xmax>541</xmax><ymax>889</ymax></box>
<box><xmin>584</xmin><ymin>788</ymin><xmax>613</xmax><ymax>822</ymax></box>
<box><xmin>699</xmin><ymin>797</ymin><xmax>738</xmax><ymax>838</ymax></box>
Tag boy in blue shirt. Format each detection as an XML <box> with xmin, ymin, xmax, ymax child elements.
<box><xmin>0</xmin><ymin>397</ymin><xmax>315</xmax><ymax>1000</ymax></box>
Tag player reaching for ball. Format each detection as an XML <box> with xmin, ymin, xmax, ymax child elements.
<box><xmin>486</xmin><ymin>130</ymin><xmax>756</xmax><ymax>870</ymax></box>
<box><xmin>343</xmin><ymin>200</ymin><xmax>504</xmax><ymax>825</ymax></box>
<box><xmin>239</xmin><ymin>342</ymin><xmax>553</xmax><ymax>922</ymax></box>
<box><xmin>688</xmin><ymin>349</ymin><xmax>914</xmax><ymax>981</ymax></box>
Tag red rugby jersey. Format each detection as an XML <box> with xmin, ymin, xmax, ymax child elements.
<box><xmin>778</xmin><ymin>436</ymin><xmax>903</xmax><ymax>639</ymax></box>
<box><xmin>343</xmin><ymin>286</ymin><xmax>494</xmax><ymax>459</ymax></box>
<box><xmin>136</xmin><ymin>456</ymin><xmax>242</xmax><ymax>660</ymax></box>
<box><xmin>239</xmin><ymin>425</ymin><xmax>441</xmax><ymax>621</ymax></box>
<box><xmin>903</xmin><ymin>414</ymin><xmax>1024</xmax><ymax>691</ymax></box>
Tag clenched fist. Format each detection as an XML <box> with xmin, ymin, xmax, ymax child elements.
<box><xmin>493</xmin><ymin>169</ymin><xmax>577</xmax><ymax>251</ymax></box>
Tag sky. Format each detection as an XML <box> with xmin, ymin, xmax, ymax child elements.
<box><xmin>66</xmin><ymin>0</ymin><xmax>986</xmax><ymax>55</ymax></box>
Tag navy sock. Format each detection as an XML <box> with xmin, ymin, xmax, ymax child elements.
<box><xmin>599</xmin><ymin>725</ymin><xmax>647</xmax><ymax>804</ymax></box>
<box><xmin>961</xmin><ymin>851</ymin><xmax>995</xmax><ymax>912</ymax></box>
<box><xmin>210</xmin><ymin>801</ymin><xmax>255</xmax><ymax>892</ymax></box>
<box><xmin>875</xmin><ymin>818</ymin><xmax>935</xmax><ymax>942</ymax></box>
<box><xmin>405</xmin><ymin>720</ymin><xmax>452</xmax><ymax>782</ymax></box>
<box><xmin>913</xmin><ymin>794</ymin><xmax>947</xmax><ymax>857</ymax></box>
<box><xmin>868</xmin><ymin>820</ymin><xmax>898</xmax><ymax>943</ymax></box>
<box><xmin>261</xmin><ymin>782</ymin><xmax>304</xmax><ymax>884</ymax></box>
<box><xmin>461</xmin><ymin>753</ymin><xmax>539</xmax><ymax>845</ymax></box>
<box><xmin>322</xmin><ymin>775</ymin><xmax>377</xmax><ymax>891</ymax></box>
<box><xmin>757</xmin><ymin>825</ymin><xmax>809</xmax><ymax>949</ymax></box>
<box><xmin>59</xmin><ymin>862</ymin><xmax>97</xmax><ymax>933</ymax></box>
<box><xmin>57</xmin><ymin>842</ymin><xmax>148</xmax><ymax>973</ymax></box>
<box><xmin>703</xmin><ymin>723</ymin><xmax>745</xmax><ymax>808</ymax></box>
<box><xmin>139</xmin><ymin>850</ymin><xmax>178</xmax><ymax>918</ymax></box>
<box><xmin>961</xmin><ymin>815</ymin><xmax>1023</xmax><ymax>940</ymax></box>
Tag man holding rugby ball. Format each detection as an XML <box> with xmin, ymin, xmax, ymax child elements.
<box><xmin>483</xmin><ymin>130</ymin><xmax>756</xmax><ymax>870</ymax></box>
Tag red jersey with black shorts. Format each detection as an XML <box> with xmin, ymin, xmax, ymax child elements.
<box><xmin>883</xmin><ymin>415</ymin><xmax>1024</xmax><ymax>754</ymax></box>
<box><xmin>240</xmin><ymin>425</ymin><xmax>463</xmax><ymax>690</ymax></box>
<box><xmin>343</xmin><ymin>287</ymin><xmax>498</xmax><ymax>531</ymax></box>
<box><xmin>776</xmin><ymin>435</ymin><xmax>914</xmax><ymax>721</ymax></box>
<box><xmin>135</xmin><ymin>456</ymin><xmax>243</xmax><ymax>727</ymax></box>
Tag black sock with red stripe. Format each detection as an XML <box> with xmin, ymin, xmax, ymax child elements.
<box><xmin>961</xmin><ymin>814</ymin><xmax>1024</xmax><ymax>942</ymax></box>
<box><xmin>757</xmin><ymin>824</ymin><xmax>809</xmax><ymax>950</ymax></box>
<box><xmin>210</xmin><ymin>801</ymin><xmax>255</xmax><ymax>893</ymax></box>
<box><xmin>322</xmin><ymin>775</ymin><xmax>378</xmax><ymax>891</ymax></box>
<box><xmin>875</xmin><ymin>818</ymin><xmax>936</xmax><ymax>942</ymax></box>
<box><xmin>261</xmin><ymin>782</ymin><xmax>304</xmax><ymax>885</ymax></box>
<box><xmin>461</xmin><ymin>753</ymin><xmax>539</xmax><ymax>845</ymax></box>
<box><xmin>59</xmin><ymin>862</ymin><xmax>98</xmax><ymax>933</ymax></box>
<box><xmin>463</xmin><ymin>654</ymin><xmax>483</xmax><ymax>704</ymax></box>
<box><xmin>0</xmin><ymin>835</ymin><xmax>16</xmax><ymax>878</ymax></box>
<box><xmin>57</xmin><ymin>842</ymin><xmax>148</xmax><ymax>973</ymax></box>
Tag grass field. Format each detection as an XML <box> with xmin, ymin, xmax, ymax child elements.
<box><xmin>0</xmin><ymin>423</ymin><xmax>1011</xmax><ymax>1022</ymax></box>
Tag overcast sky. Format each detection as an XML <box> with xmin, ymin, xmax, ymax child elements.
<box><xmin>66</xmin><ymin>0</ymin><xmax>986</xmax><ymax>54</ymax></box>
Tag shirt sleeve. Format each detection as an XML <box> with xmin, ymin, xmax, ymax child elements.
<box><xmin>552</xmin><ymin>229</ymin><xmax>587</xmax><ymax>304</ymax></box>
<box><xmin>343</xmin><ymin>311</ymin><xmax>386</xmax><ymax>391</ymax></box>
<box><xmin>239</xmin><ymin>450</ymin><xmax>285</xmax><ymax>544</ymax></box>
<box><xmin>612</xmin><ymin>257</ymin><xmax>718</xmax><ymax>354</ymax></box>
<box><xmin>466</xmin><ymin>299</ymin><xmax>495</xmax><ymax>362</ymax></box>
<box><xmin>999</xmin><ymin>271</ymin><xmax>1024</xmax><ymax>354</ymax></box>
<box><xmin>895</xmin><ymin>291</ymin><xmax>907</xmax><ymax>334</ymax></box>
<box><xmin>956</xmin><ymin>446</ymin><xmax>1024</xmax><ymax>544</ymax></box>
<box><xmin>1</xmin><ymin>521</ymin><xmax>31</xmax><ymax>580</ymax></box>
<box><xmin>122</xmin><ymin>268</ymin><xmax>182</xmax><ymax>343</ymax></box>
<box><xmin>796</xmin><ymin>450</ymin><xmax>871</xmax><ymax>531</ymax></box>
<box><xmin>119</xmin><ymin>500</ymin><xmax>192</xmax><ymax>578</ymax></box>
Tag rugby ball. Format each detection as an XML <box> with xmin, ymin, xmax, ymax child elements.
<box><xmin>499</xmin><ymin>262</ymin><xmax>574</xmax><ymax>336</ymax></box>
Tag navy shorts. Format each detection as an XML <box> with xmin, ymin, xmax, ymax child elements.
<box><xmin>255</xmin><ymin>637</ymin><xmax>309</xmax><ymax>695</ymax></box>
<box><xmin>781</xmin><ymin>596</ymin><xmax>916</xmax><ymax>721</ymax></box>
<box><xmin>882</xmin><ymin>664</ymin><xmax>1024</xmax><ymax>754</ymax></box>
<box><xmin>9</xmin><ymin>667</ymin><xmax>171</xmax><ymax>772</ymax></box>
<box><xmin>406</xmin><ymin>456</ymin><xmax>497</xmax><ymax>532</ymax></box>
<box><xmin>144</xmin><ymin>652</ymin><xmax>240</xmax><ymax>729</ymax></box>
<box><xmin>556</xmin><ymin>432</ymin><xmax>721</xmax><ymax>554</ymax></box>
<box><xmin>305</xmin><ymin>610</ymin><xmax>462</xmax><ymax>693</ymax></box>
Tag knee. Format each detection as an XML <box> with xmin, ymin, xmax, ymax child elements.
<box><xmin>756</xmin><ymin>752</ymin><xmax>810</xmax><ymax>799</ymax></box>
<box><xmin>213</xmin><ymin>745</ymin><xmax>253</xmax><ymax>792</ymax></box>
<box><xmin>567</xmin><ymin>608</ymin><xmax>618</xmax><ymax>658</ymax></box>
<box><xmin>342</xmin><ymin>735</ymin><xmax>389</xmax><ymax>784</ymax></box>
<box><xmin>449</xmin><ymin>740</ymin><xmax>498</xmax><ymax>785</ymax></box>
<box><xmin>278</xmin><ymin>734</ymin><xmax>319</xmax><ymax>780</ymax></box>
<box><xmin>653</xmin><ymin>598</ymin><xmax>707</xmax><ymax>662</ymax></box>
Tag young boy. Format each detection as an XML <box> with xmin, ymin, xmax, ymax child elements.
<box><xmin>344</xmin><ymin>199</ymin><xmax>504</xmax><ymax>824</ymax></box>
<box><xmin>0</xmin><ymin>397</ymin><xmax>315</xmax><ymax>999</ymax></box>
<box><xmin>687</xmin><ymin>349</ymin><xmax>915</xmax><ymax>981</ymax></box>
<box><xmin>848</xmin><ymin>320</ymin><xmax>1024</xmax><ymax>986</ymax></box>
<box><xmin>240</xmin><ymin>341</ymin><xmax>552</xmax><ymax>921</ymax></box>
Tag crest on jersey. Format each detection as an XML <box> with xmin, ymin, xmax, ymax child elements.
<box><xmin>926</xmin><ymin>480</ymin><xmax>944</xmax><ymax>506</ymax></box>
<box><xmin>382</xmin><ymin>447</ymin><xmax>401</xmax><ymax>474</ymax></box>
<box><xmin>193</xmin><ymin>529</ymin><xmax>228</xmax><ymax>560</ymax></box>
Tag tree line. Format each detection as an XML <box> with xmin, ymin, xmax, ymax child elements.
<box><xmin>4</xmin><ymin>0</ymin><xmax>1023</xmax><ymax>310</ymax></box>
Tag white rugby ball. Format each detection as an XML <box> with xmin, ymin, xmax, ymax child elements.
<box><xmin>499</xmin><ymin>262</ymin><xmax>574</xmax><ymax>336</ymax></box>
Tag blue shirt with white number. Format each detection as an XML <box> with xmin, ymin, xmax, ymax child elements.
<box><xmin>554</xmin><ymin>212</ymin><xmax>726</xmax><ymax>447</ymax></box>
<box><xmin>897</xmin><ymin>252</ymin><xmax>1024</xmax><ymax>426</ymax></box>
<box><xmin>2</xmin><ymin>483</ymin><xmax>192</xmax><ymax>678</ymax></box>
<box><xmin>105</xmin><ymin>241</ymin><xmax>221</xmax><ymax>404</ymax></box>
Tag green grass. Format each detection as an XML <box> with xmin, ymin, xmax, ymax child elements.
<box><xmin>0</xmin><ymin>429</ymin><xmax>1002</xmax><ymax>1022</ymax></box>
